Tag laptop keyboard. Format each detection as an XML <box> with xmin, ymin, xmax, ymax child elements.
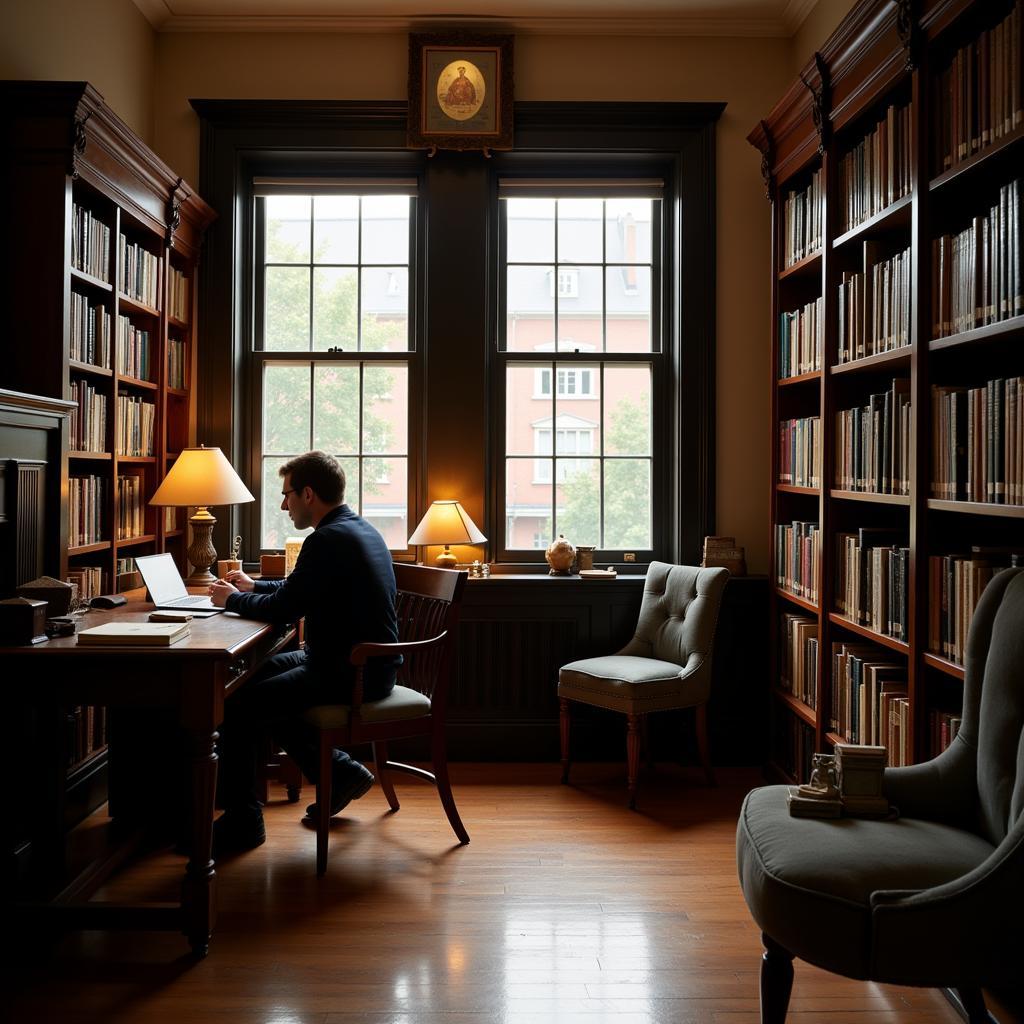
<box><xmin>172</xmin><ymin>595</ymin><xmax>212</xmax><ymax>606</ymax></box>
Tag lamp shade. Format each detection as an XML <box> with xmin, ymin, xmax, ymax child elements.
<box><xmin>149</xmin><ymin>446</ymin><xmax>255</xmax><ymax>507</ymax></box>
<box><xmin>408</xmin><ymin>500</ymin><xmax>486</xmax><ymax>546</ymax></box>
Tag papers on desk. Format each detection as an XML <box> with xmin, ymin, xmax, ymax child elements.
<box><xmin>77</xmin><ymin>622</ymin><xmax>191</xmax><ymax>646</ymax></box>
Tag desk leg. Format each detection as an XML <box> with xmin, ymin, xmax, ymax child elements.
<box><xmin>182</xmin><ymin>728</ymin><xmax>218</xmax><ymax>957</ymax></box>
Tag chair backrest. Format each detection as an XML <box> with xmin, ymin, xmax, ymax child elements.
<box><xmin>960</xmin><ymin>567</ymin><xmax>1024</xmax><ymax>844</ymax></box>
<box><xmin>622</xmin><ymin>563</ymin><xmax>729</xmax><ymax>696</ymax></box>
<box><xmin>392</xmin><ymin>563</ymin><xmax>468</xmax><ymax>705</ymax></box>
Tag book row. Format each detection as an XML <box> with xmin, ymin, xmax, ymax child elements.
<box><xmin>116</xmin><ymin>556</ymin><xmax>137</xmax><ymax>577</ymax></box>
<box><xmin>778</xmin><ymin>296</ymin><xmax>824</xmax><ymax>378</ymax></box>
<box><xmin>168</xmin><ymin>338</ymin><xmax>187</xmax><ymax>390</ymax></box>
<box><xmin>830</xmin><ymin>641</ymin><xmax>909</xmax><ymax>766</ymax></box>
<box><xmin>930</xmin><ymin>709</ymin><xmax>963</xmax><ymax>756</ymax></box>
<box><xmin>69</xmin><ymin>475</ymin><xmax>104</xmax><ymax>547</ymax></box>
<box><xmin>115</xmin><ymin>395</ymin><xmax>156</xmax><ymax>457</ymax></box>
<box><xmin>778</xmin><ymin>416</ymin><xmax>821</xmax><ymax>488</ymax></box>
<box><xmin>928</xmin><ymin>551</ymin><xmax>1021</xmax><ymax>665</ymax></box>
<box><xmin>835</xmin><ymin>378</ymin><xmax>911</xmax><ymax>495</ymax></box>
<box><xmin>169</xmin><ymin>266</ymin><xmax>190</xmax><ymax>323</ymax></box>
<box><xmin>838</xmin><ymin>102</ymin><xmax>912</xmax><ymax>233</ymax></box>
<box><xmin>68</xmin><ymin>704</ymin><xmax>108</xmax><ymax>770</ymax></box>
<box><xmin>69</xmin><ymin>380</ymin><xmax>107</xmax><ymax>453</ymax></box>
<box><xmin>774</xmin><ymin>520</ymin><xmax>820</xmax><ymax>603</ymax></box>
<box><xmin>70</xmin><ymin>292</ymin><xmax>112</xmax><ymax>369</ymax></box>
<box><xmin>837</xmin><ymin>245</ymin><xmax>911</xmax><ymax>363</ymax></box>
<box><xmin>835</xmin><ymin>531</ymin><xmax>910</xmax><ymax>642</ymax></box>
<box><xmin>116</xmin><ymin>474</ymin><xmax>145</xmax><ymax>540</ymax></box>
<box><xmin>931</xmin><ymin>177</ymin><xmax>1023</xmax><ymax>338</ymax></box>
<box><xmin>116</xmin><ymin>317</ymin><xmax>152</xmax><ymax>382</ymax></box>
<box><xmin>771</xmin><ymin>714</ymin><xmax>815</xmax><ymax>786</ymax></box>
<box><xmin>780</xmin><ymin>612</ymin><xmax>818</xmax><ymax>709</ymax></box>
<box><xmin>932</xmin><ymin>0</ymin><xmax>1024</xmax><ymax>173</ymax></box>
<box><xmin>931</xmin><ymin>377</ymin><xmax>1024</xmax><ymax>503</ymax></box>
<box><xmin>66</xmin><ymin>565</ymin><xmax>104</xmax><ymax>602</ymax></box>
<box><xmin>71</xmin><ymin>204</ymin><xmax>110</xmax><ymax>282</ymax></box>
<box><xmin>119</xmin><ymin>234</ymin><xmax>160</xmax><ymax>308</ymax></box>
<box><xmin>782</xmin><ymin>168</ymin><xmax>822</xmax><ymax>269</ymax></box>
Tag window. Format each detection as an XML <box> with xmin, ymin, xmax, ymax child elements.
<box><xmin>254</xmin><ymin>185</ymin><xmax>414</xmax><ymax>551</ymax></box>
<box><xmin>501</xmin><ymin>189</ymin><xmax>660</xmax><ymax>554</ymax></box>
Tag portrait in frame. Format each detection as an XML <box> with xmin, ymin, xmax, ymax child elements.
<box><xmin>408</xmin><ymin>33</ymin><xmax>514</xmax><ymax>155</ymax></box>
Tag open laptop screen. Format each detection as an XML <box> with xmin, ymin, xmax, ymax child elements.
<box><xmin>135</xmin><ymin>553</ymin><xmax>190</xmax><ymax>605</ymax></box>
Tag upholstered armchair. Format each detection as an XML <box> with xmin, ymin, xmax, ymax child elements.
<box><xmin>558</xmin><ymin>562</ymin><xmax>729</xmax><ymax>808</ymax></box>
<box><xmin>736</xmin><ymin>566</ymin><xmax>1024</xmax><ymax>1023</ymax></box>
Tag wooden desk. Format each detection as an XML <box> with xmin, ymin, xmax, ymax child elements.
<box><xmin>4</xmin><ymin>598</ymin><xmax>295</xmax><ymax>956</ymax></box>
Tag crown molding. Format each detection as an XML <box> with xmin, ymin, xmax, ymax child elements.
<box><xmin>131</xmin><ymin>7</ymin><xmax>794</xmax><ymax>37</ymax></box>
<box><xmin>781</xmin><ymin>0</ymin><xmax>818</xmax><ymax>34</ymax></box>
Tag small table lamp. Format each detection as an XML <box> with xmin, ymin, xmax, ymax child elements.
<box><xmin>408</xmin><ymin>500</ymin><xmax>486</xmax><ymax>569</ymax></box>
<box><xmin>149</xmin><ymin>445</ymin><xmax>255</xmax><ymax>585</ymax></box>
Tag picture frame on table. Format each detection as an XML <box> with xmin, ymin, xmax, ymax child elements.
<box><xmin>407</xmin><ymin>32</ymin><xmax>514</xmax><ymax>155</ymax></box>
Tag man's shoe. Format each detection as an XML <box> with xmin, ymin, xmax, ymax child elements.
<box><xmin>213</xmin><ymin>810</ymin><xmax>266</xmax><ymax>854</ymax></box>
<box><xmin>305</xmin><ymin>759</ymin><xmax>374</xmax><ymax>819</ymax></box>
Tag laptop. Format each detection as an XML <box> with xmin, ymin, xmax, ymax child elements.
<box><xmin>135</xmin><ymin>552</ymin><xmax>225</xmax><ymax>613</ymax></box>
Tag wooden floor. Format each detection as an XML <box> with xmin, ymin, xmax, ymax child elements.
<box><xmin>10</xmin><ymin>763</ymin><xmax>970</xmax><ymax>1024</ymax></box>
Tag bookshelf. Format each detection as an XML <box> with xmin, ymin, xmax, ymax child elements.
<box><xmin>750</xmin><ymin>0</ymin><xmax>1023</xmax><ymax>783</ymax></box>
<box><xmin>0</xmin><ymin>81</ymin><xmax>214</xmax><ymax>801</ymax></box>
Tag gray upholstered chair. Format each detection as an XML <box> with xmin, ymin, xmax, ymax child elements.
<box><xmin>558</xmin><ymin>562</ymin><xmax>729</xmax><ymax>809</ymax></box>
<box><xmin>736</xmin><ymin>566</ymin><xmax>1024</xmax><ymax>1024</ymax></box>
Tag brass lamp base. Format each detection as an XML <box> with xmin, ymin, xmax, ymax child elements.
<box><xmin>185</xmin><ymin>506</ymin><xmax>218</xmax><ymax>586</ymax></box>
<box><xmin>435</xmin><ymin>546</ymin><xmax>458</xmax><ymax>570</ymax></box>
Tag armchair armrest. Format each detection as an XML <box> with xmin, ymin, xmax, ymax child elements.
<box><xmin>347</xmin><ymin>631</ymin><xmax>448</xmax><ymax>708</ymax></box>
<box><xmin>882</xmin><ymin>734</ymin><xmax>977</xmax><ymax>827</ymax></box>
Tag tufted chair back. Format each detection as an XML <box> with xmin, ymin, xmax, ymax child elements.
<box><xmin>619</xmin><ymin>562</ymin><xmax>729</xmax><ymax>702</ymax></box>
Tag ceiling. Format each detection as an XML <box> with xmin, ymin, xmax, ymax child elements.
<box><xmin>130</xmin><ymin>0</ymin><xmax>819</xmax><ymax>36</ymax></box>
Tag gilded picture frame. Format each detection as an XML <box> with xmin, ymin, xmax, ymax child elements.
<box><xmin>408</xmin><ymin>32</ymin><xmax>514</xmax><ymax>155</ymax></box>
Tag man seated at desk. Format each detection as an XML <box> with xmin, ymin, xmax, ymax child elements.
<box><xmin>209</xmin><ymin>450</ymin><xmax>398</xmax><ymax>852</ymax></box>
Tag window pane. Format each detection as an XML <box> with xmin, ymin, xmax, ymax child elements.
<box><xmin>606</xmin><ymin>266</ymin><xmax>652</xmax><ymax>352</ymax></box>
<box><xmin>606</xmin><ymin>199</ymin><xmax>653</xmax><ymax>264</ymax></box>
<box><xmin>363</xmin><ymin>363</ymin><xmax>407</xmax><ymax>454</ymax></box>
<box><xmin>506</xmin><ymin>364</ymin><xmax>546</xmax><ymax>456</ymax></box>
<box><xmin>604</xmin><ymin>365</ymin><xmax>651</xmax><ymax>456</ymax></box>
<box><xmin>506</xmin><ymin>198</ymin><xmax>554</xmax><ymax>263</ymax></box>
<box><xmin>506</xmin><ymin>457</ymin><xmax>550</xmax><ymax>549</ymax></box>
<box><xmin>553</xmin><ymin>367</ymin><xmax>601</xmax><ymax>456</ymax></box>
<box><xmin>312</xmin><ymin>267</ymin><xmax>358</xmax><ymax>351</ymax></box>
<box><xmin>262</xmin><ymin>457</ymin><xmax>312</xmax><ymax>549</ymax></box>
<box><xmin>312</xmin><ymin>364</ymin><xmax>359</xmax><ymax>454</ymax></box>
<box><xmin>360</xmin><ymin>196</ymin><xmax>410</xmax><ymax>264</ymax></box>
<box><xmin>314</xmin><ymin>195</ymin><xmax>358</xmax><ymax>264</ymax></box>
<box><xmin>558</xmin><ymin>198</ymin><xmax>603</xmax><ymax>264</ymax></box>
<box><xmin>506</xmin><ymin>266</ymin><xmax>554</xmax><ymax>352</ymax></box>
<box><xmin>361</xmin><ymin>267</ymin><xmax>408</xmax><ymax>351</ymax></box>
<box><xmin>556</xmin><ymin>457</ymin><xmax>599</xmax><ymax>545</ymax></box>
<box><xmin>362</xmin><ymin>456</ymin><xmax>407</xmax><ymax>549</ymax></box>
<box><xmin>265</xmin><ymin>266</ymin><xmax>310</xmax><ymax>351</ymax></box>
<box><xmin>265</xmin><ymin>196</ymin><xmax>310</xmax><ymax>264</ymax></box>
<box><xmin>557</xmin><ymin>266</ymin><xmax>603</xmax><ymax>351</ymax></box>
<box><xmin>264</xmin><ymin>364</ymin><xmax>310</xmax><ymax>454</ymax></box>
<box><xmin>604</xmin><ymin>459</ymin><xmax>651</xmax><ymax>548</ymax></box>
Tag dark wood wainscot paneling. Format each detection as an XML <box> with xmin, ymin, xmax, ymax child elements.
<box><xmin>436</xmin><ymin>574</ymin><xmax>767</xmax><ymax>765</ymax></box>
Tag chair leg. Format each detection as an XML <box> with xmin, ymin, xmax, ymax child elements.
<box><xmin>954</xmin><ymin>988</ymin><xmax>994</xmax><ymax>1024</ymax></box>
<box><xmin>626</xmin><ymin>713</ymin><xmax>641</xmax><ymax>810</ymax></box>
<box><xmin>315</xmin><ymin>735</ymin><xmax>333</xmax><ymax>876</ymax></box>
<box><xmin>559</xmin><ymin>698</ymin><xmax>572</xmax><ymax>784</ymax></box>
<box><xmin>280</xmin><ymin>751</ymin><xmax>303</xmax><ymax>803</ymax></box>
<box><xmin>696</xmin><ymin>703</ymin><xmax>716</xmax><ymax>787</ymax></box>
<box><xmin>760</xmin><ymin>932</ymin><xmax>794</xmax><ymax>1024</ymax></box>
<box><xmin>432</xmin><ymin>731</ymin><xmax>469</xmax><ymax>845</ymax></box>
<box><xmin>373</xmin><ymin>740</ymin><xmax>400</xmax><ymax>812</ymax></box>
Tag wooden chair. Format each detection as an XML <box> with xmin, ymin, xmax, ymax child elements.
<box><xmin>299</xmin><ymin>563</ymin><xmax>469</xmax><ymax>874</ymax></box>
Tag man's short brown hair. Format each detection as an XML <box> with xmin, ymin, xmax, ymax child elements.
<box><xmin>280</xmin><ymin>451</ymin><xmax>346</xmax><ymax>505</ymax></box>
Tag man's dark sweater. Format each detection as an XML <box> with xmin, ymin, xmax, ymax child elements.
<box><xmin>225</xmin><ymin>504</ymin><xmax>398</xmax><ymax>699</ymax></box>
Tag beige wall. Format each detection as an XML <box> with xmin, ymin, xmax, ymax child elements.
<box><xmin>791</xmin><ymin>0</ymin><xmax>857</xmax><ymax>74</ymax></box>
<box><xmin>1</xmin><ymin>0</ymin><xmax>156</xmax><ymax>141</ymax></box>
<box><xmin>152</xmin><ymin>31</ymin><xmax>791</xmax><ymax>571</ymax></box>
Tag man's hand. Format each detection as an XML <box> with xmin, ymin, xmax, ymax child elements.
<box><xmin>209</xmin><ymin>579</ymin><xmax>238</xmax><ymax>607</ymax></box>
<box><xmin>225</xmin><ymin>569</ymin><xmax>255</xmax><ymax>592</ymax></box>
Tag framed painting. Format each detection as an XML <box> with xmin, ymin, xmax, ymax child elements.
<box><xmin>408</xmin><ymin>33</ymin><xmax>514</xmax><ymax>155</ymax></box>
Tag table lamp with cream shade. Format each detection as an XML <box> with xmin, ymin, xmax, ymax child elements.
<box><xmin>149</xmin><ymin>446</ymin><xmax>255</xmax><ymax>585</ymax></box>
<box><xmin>408</xmin><ymin>500</ymin><xmax>486</xmax><ymax>569</ymax></box>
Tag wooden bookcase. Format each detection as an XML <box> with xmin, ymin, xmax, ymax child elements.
<box><xmin>750</xmin><ymin>0</ymin><xmax>1023</xmax><ymax>783</ymax></box>
<box><xmin>0</xmin><ymin>81</ymin><xmax>214</xmax><ymax>796</ymax></box>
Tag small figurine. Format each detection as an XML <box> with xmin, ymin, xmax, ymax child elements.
<box><xmin>230</xmin><ymin>535</ymin><xmax>242</xmax><ymax>562</ymax></box>
<box><xmin>798</xmin><ymin>754</ymin><xmax>840</xmax><ymax>800</ymax></box>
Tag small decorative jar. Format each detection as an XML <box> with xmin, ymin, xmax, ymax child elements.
<box><xmin>575</xmin><ymin>545</ymin><xmax>595</xmax><ymax>572</ymax></box>
<box><xmin>545</xmin><ymin>534</ymin><xmax>576</xmax><ymax>576</ymax></box>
